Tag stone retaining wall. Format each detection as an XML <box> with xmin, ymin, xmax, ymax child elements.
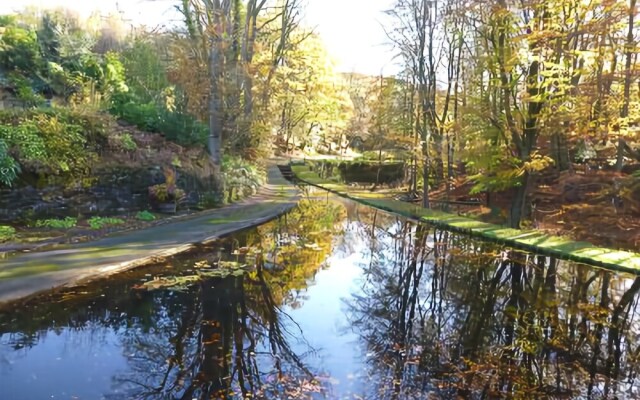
<box><xmin>0</xmin><ymin>167</ymin><xmax>211</xmax><ymax>222</ymax></box>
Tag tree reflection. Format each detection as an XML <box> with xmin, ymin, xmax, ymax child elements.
<box><xmin>4</xmin><ymin>198</ymin><xmax>640</xmax><ymax>399</ymax></box>
<box><xmin>109</xmin><ymin>199</ymin><xmax>346</xmax><ymax>399</ymax></box>
<box><xmin>0</xmin><ymin>199</ymin><xmax>346</xmax><ymax>400</ymax></box>
<box><xmin>111</xmin><ymin>266</ymin><xmax>321</xmax><ymax>399</ymax></box>
<box><xmin>348</xmin><ymin>222</ymin><xmax>640</xmax><ymax>399</ymax></box>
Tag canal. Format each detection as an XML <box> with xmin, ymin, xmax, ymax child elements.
<box><xmin>1</xmin><ymin>195</ymin><xmax>639</xmax><ymax>399</ymax></box>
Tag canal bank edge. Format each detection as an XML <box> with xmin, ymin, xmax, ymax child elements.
<box><xmin>291</xmin><ymin>163</ymin><xmax>640</xmax><ymax>274</ymax></box>
<box><xmin>0</xmin><ymin>163</ymin><xmax>299</xmax><ymax>305</ymax></box>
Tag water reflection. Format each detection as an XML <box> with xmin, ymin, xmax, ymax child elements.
<box><xmin>109</xmin><ymin>271</ymin><xmax>317</xmax><ymax>399</ymax></box>
<box><xmin>348</xmin><ymin>217</ymin><xmax>640</xmax><ymax>399</ymax></box>
<box><xmin>0</xmin><ymin>199</ymin><xmax>346</xmax><ymax>400</ymax></box>
<box><xmin>1</xmin><ymin>198</ymin><xmax>640</xmax><ymax>399</ymax></box>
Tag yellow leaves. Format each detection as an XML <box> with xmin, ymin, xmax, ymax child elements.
<box><xmin>572</xmin><ymin>49</ymin><xmax>597</xmax><ymax>61</ymax></box>
<box><xmin>504</xmin><ymin>53</ymin><xmax>522</xmax><ymax>74</ymax></box>
<box><xmin>524</xmin><ymin>93</ymin><xmax>547</xmax><ymax>103</ymax></box>
<box><xmin>162</xmin><ymin>86</ymin><xmax>176</xmax><ymax>112</ymax></box>
<box><xmin>523</xmin><ymin>152</ymin><xmax>554</xmax><ymax>173</ymax></box>
<box><xmin>469</xmin><ymin>150</ymin><xmax>553</xmax><ymax>194</ymax></box>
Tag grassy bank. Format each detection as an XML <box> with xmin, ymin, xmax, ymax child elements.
<box><xmin>291</xmin><ymin>164</ymin><xmax>640</xmax><ymax>274</ymax></box>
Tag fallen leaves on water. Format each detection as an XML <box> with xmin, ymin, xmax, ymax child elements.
<box><xmin>132</xmin><ymin>275</ymin><xmax>201</xmax><ymax>292</ymax></box>
<box><xmin>194</xmin><ymin>260</ymin><xmax>210</xmax><ymax>268</ymax></box>
<box><xmin>131</xmin><ymin>262</ymin><xmax>248</xmax><ymax>292</ymax></box>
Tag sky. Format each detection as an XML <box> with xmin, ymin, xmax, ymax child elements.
<box><xmin>305</xmin><ymin>0</ymin><xmax>397</xmax><ymax>76</ymax></box>
<box><xmin>0</xmin><ymin>0</ymin><xmax>398</xmax><ymax>76</ymax></box>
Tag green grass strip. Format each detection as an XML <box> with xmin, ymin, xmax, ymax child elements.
<box><xmin>292</xmin><ymin>164</ymin><xmax>640</xmax><ymax>274</ymax></box>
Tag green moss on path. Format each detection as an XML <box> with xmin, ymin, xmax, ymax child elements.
<box><xmin>292</xmin><ymin>164</ymin><xmax>640</xmax><ymax>274</ymax></box>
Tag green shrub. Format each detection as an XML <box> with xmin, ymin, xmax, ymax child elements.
<box><xmin>35</xmin><ymin>217</ymin><xmax>77</xmax><ymax>229</ymax></box>
<box><xmin>156</xmin><ymin>107</ymin><xmax>208</xmax><ymax>146</ymax></box>
<box><xmin>136</xmin><ymin>210</ymin><xmax>156</xmax><ymax>221</ymax></box>
<box><xmin>0</xmin><ymin>15</ymin><xmax>17</xmax><ymax>27</ymax></box>
<box><xmin>308</xmin><ymin>159</ymin><xmax>405</xmax><ymax>185</ymax></box>
<box><xmin>222</xmin><ymin>156</ymin><xmax>266</xmax><ymax>203</ymax></box>
<box><xmin>110</xmin><ymin>132</ymin><xmax>137</xmax><ymax>151</ymax></box>
<box><xmin>0</xmin><ymin>139</ymin><xmax>20</xmax><ymax>186</ymax></box>
<box><xmin>110</xmin><ymin>97</ymin><xmax>160</xmax><ymax>132</ymax></box>
<box><xmin>109</xmin><ymin>93</ymin><xmax>207</xmax><ymax>147</ymax></box>
<box><xmin>101</xmin><ymin>52</ymin><xmax>128</xmax><ymax>96</ymax></box>
<box><xmin>337</xmin><ymin>161</ymin><xmax>405</xmax><ymax>185</ymax></box>
<box><xmin>0</xmin><ymin>26</ymin><xmax>41</xmax><ymax>73</ymax></box>
<box><xmin>0</xmin><ymin>108</ymin><xmax>107</xmax><ymax>185</ymax></box>
<box><xmin>8</xmin><ymin>73</ymin><xmax>46</xmax><ymax>107</ymax></box>
<box><xmin>0</xmin><ymin>114</ymin><xmax>87</xmax><ymax>174</ymax></box>
<box><xmin>88</xmin><ymin>216</ymin><xmax>124</xmax><ymax>230</ymax></box>
<box><xmin>121</xmin><ymin>40</ymin><xmax>169</xmax><ymax>103</ymax></box>
<box><xmin>120</xmin><ymin>133</ymin><xmax>137</xmax><ymax>150</ymax></box>
<box><xmin>0</xmin><ymin>225</ymin><xmax>16</xmax><ymax>242</ymax></box>
<box><xmin>148</xmin><ymin>184</ymin><xmax>186</xmax><ymax>203</ymax></box>
<box><xmin>359</xmin><ymin>150</ymin><xmax>409</xmax><ymax>161</ymax></box>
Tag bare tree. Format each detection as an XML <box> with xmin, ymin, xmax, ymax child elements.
<box><xmin>386</xmin><ymin>0</ymin><xmax>439</xmax><ymax>208</ymax></box>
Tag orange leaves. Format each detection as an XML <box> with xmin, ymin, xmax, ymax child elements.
<box><xmin>165</xmin><ymin>35</ymin><xmax>210</xmax><ymax>121</ymax></box>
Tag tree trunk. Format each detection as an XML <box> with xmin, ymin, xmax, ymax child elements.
<box><xmin>208</xmin><ymin>0</ymin><xmax>224</xmax><ymax>192</ymax></box>
<box><xmin>422</xmin><ymin>145</ymin><xmax>430</xmax><ymax>208</ymax></box>
<box><xmin>240</xmin><ymin>1</ymin><xmax>264</xmax><ymax>139</ymax></box>
<box><xmin>446</xmin><ymin>135</ymin><xmax>454</xmax><ymax>207</ymax></box>
<box><xmin>509</xmin><ymin>174</ymin><xmax>528</xmax><ymax>228</ymax></box>
<box><xmin>409</xmin><ymin>78</ymin><xmax>418</xmax><ymax>196</ymax></box>
<box><xmin>434</xmin><ymin>135</ymin><xmax>444</xmax><ymax>184</ymax></box>
<box><xmin>551</xmin><ymin>132</ymin><xmax>570</xmax><ymax>171</ymax></box>
<box><xmin>509</xmin><ymin>41</ymin><xmax>543</xmax><ymax>227</ymax></box>
<box><xmin>617</xmin><ymin>0</ymin><xmax>636</xmax><ymax>171</ymax></box>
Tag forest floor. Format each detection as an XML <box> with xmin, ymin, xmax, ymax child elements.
<box><xmin>0</xmin><ymin>164</ymin><xmax>299</xmax><ymax>304</ymax></box>
<box><xmin>430</xmin><ymin>169</ymin><xmax>640</xmax><ymax>251</ymax></box>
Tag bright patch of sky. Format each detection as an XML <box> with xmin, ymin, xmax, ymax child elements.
<box><xmin>304</xmin><ymin>0</ymin><xmax>398</xmax><ymax>76</ymax></box>
<box><xmin>0</xmin><ymin>1</ymin><xmax>180</xmax><ymax>28</ymax></box>
<box><xmin>0</xmin><ymin>0</ymin><xmax>399</xmax><ymax>76</ymax></box>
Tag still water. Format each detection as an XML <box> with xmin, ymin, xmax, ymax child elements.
<box><xmin>1</xmin><ymin>197</ymin><xmax>640</xmax><ymax>399</ymax></box>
